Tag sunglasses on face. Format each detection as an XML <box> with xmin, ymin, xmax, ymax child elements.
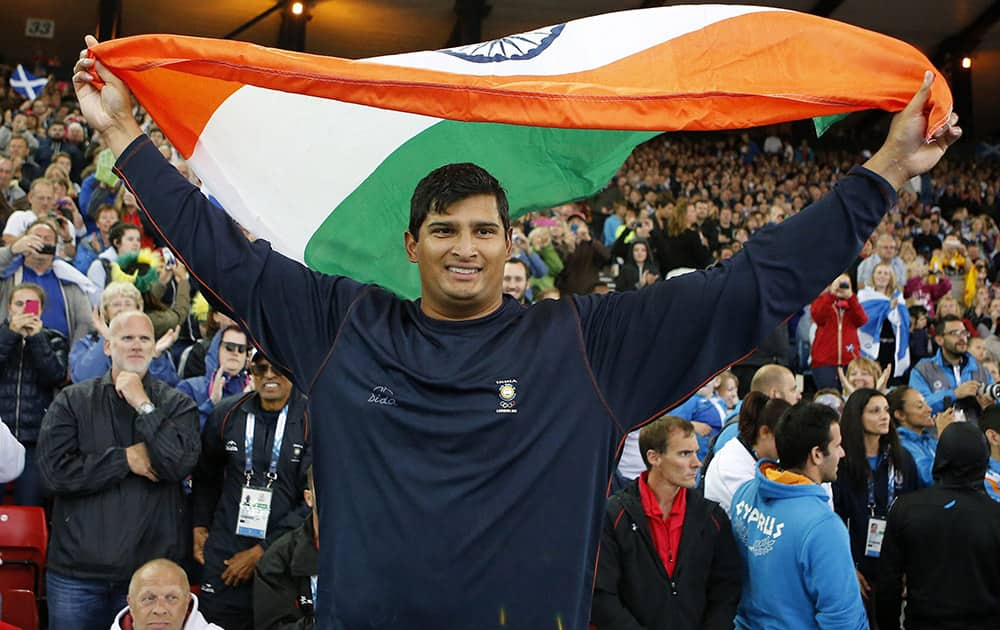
<box><xmin>222</xmin><ymin>342</ymin><xmax>249</xmax><ymax>354</ymax></box>
<box><xmin>250</xmin><ymin>362</ymin><xmax>280</xmax><ymax>377</ymax></box>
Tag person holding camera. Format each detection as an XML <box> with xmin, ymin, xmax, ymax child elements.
<box><xmin>811</xmin><ymin>273</ymin><xmax>868</xmax><ymax>390</ymax></box>
<box><xmin>909</xmin><ymin>313</ymin><xmax>994</xmax><ymax>419</ymax></box>
<box><xmin>0</xmin><ymin>281</ymin><xmax>68</xmax><ymax>505</ymax></box>
<box><xmin>0</xmin><ymin>218</ymin><xmax>94</xmax><ymax>344</ymax></box>
<box><xmin>3</xmin><ymin>178</ymin><xmax>77</xmax><ymax>257</ymax></box>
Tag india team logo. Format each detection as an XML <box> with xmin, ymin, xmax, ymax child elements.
<box><xmin>496</xmin><ymin>379</ymin><xmax>518</xmax><ymax>414</ymax></box>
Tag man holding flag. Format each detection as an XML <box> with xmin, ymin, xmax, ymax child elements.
<box><xmin>74</xmin><ymin>33</ymin><xmax>959</xmax><ymax>629</ymax></box>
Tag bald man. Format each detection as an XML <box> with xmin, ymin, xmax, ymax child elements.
<box><xmin>750</xmin><ymin>364</ymin><xmax>803</xmax><ymax>405</ymax></box>
<box><xmin>38</xmin><ymin>311</ymin><xmax>200</xmax><ymax>630</ymax></box>
<box><xmin>110</xmin><ymin>558</ymin><xmax>221</xmax><ymax>630</ymax></box>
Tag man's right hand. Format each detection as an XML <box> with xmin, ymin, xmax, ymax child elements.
<box><xmin>125</xmin><ymin>443</ymin><xmax>159</xmax><ymax>482</ymax></box>
<box><xmin>11</xmin><ymin>232</ymin><xmax>44</xmax><ymax>256</ymax></box>
<box><xmin>9</xmin><ymin>313</ymin><xmax>42</xmax><ymax>337</ymax></box>
<box><xmin>73</xmin><ymin>35</ymin><xmax>142</xmax><ymax>157</ymax></box>
<box><xmin>955</xmin><ymin>381</ymin><xmax>981</xmax><ymax>399</ymax></box>
<box><xmin>193</xmin><ymin>527</ymin><xmax>209</xmax><ymax>565</ymax></box>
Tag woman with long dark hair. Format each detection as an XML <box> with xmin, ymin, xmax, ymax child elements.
<box><xmin>833</xmin><ymin>388</ymin><xmax>919</xmax><ymax>624</ymax></box>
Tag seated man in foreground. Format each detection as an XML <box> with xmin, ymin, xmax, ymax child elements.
<box><xmin>110</xmin><ymin>558</ymin><xmax>222</xmax><ymax>630</ymax></box>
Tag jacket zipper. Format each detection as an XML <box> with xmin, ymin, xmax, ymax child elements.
<box><xmin>836</xmin><ymin>305</ymin><xmax>844</xmax><ymax>367</ymax></box>
<box><xmin>14</xmin><ymin>338</ymin><xmax>24</xmax><ymax>439</ymax></box>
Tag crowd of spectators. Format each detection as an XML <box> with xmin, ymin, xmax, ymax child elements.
<box><xmin>1</xmin><ymin>65</ymin><xmax>1000</xmax><ymax>629</ymax></box>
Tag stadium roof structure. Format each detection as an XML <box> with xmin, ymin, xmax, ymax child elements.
<box><xmin>3</xmin><ymin>0</ymin><xmax>1000</xmax><ymax>137</ymax></box>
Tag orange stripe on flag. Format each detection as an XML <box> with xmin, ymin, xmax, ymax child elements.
<box><xmin>119</xmin><ymin>66</ymin><xmax>240</xmax><ymax>159</ymax></box>
<box><xmin>91</xmin><ymin>10</ymin><xmax>951</xmax><ymax>141</ymax></box>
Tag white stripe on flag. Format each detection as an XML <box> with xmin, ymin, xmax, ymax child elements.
<box><xmin>190</xmin><ymin>85</ymin><xmax>439</xmax><ymax>260</ymax></box>
<box><xmin>365</xmin><ymin>5</ymin><xmax>784</xmax><ymax>76</ymax></box>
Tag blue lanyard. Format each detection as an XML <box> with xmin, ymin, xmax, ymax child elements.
<box><xmin>866</xmin><ymin>455</ymin><xmax>895</xmax><ymax>517</ymax></box>
<box><xmin>244</xmin><ymin>406</ymin><xmax>288</xmax><ymax>488</ymax></box>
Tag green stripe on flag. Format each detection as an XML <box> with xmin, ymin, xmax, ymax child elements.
<box><xmin>303</xmin><ymin>120</ymin><xmax>657</xmax><ymax>298</ymax></box>
<box><xmin>813</xmin><ymin>113</ymin><xmax>850</xmax><ymax>137</ymax></box>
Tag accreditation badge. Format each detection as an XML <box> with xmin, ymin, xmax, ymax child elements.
<box><xmin>864</xmin><ymin>517</ymin><xmax>887</xmax><ymax>558</ymax></box>
<box><xmin>236</xmin><ymin>486</ymin><xmax>273</xmax><ymax>539</ymax></box>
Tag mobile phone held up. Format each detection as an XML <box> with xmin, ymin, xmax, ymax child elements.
<box><xmin>24</xmin><ymin>299</ymin><xmax>40</xmax><ymax>316</ymax></box>
<box><xmin>162</xmin><ymin>248</ymin><xmax>176</xmax><ymax>268</ymax></box>
<box><xmin>38</xmin><ymin>244</ymin><xmax>57</xmax><ymax>256</ymax></box>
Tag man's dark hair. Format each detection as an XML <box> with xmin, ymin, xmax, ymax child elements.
<box><xmin>109</xmin><ymin>221</ymin><xmax>140</xmax><ymax>249</ymax></box>
<box><xmin>639</xmin><ymin>415</ymin><xmax>694</xmax><ymax>470</ymax></box>
<box><xmin>774</xmin><ymin>402</ymin><xmax>838</xmax><ymax>470</ymax></box>
<box><xmin>937</xmin><ymin>313</ymin><xmax>963</xmax><ymax>331</ymax></box>
<box><xmin>981</xmin><ymin>405</ymin><xmax>1000</xmax><ymax>441</ymax></box>
<box><xmin>907</xmin><ymin>304</ymin><xmax>927</xmax><ymax>320</ymax></box>
<box><xmin>408</xmin><ymin>163</ymin><xmax>510</xmax><ymax>239</ymax></box>
<box><xmin>504</xmin><ymin>257</ymin><xmax>529</xmax><ymax>277</ymax></box>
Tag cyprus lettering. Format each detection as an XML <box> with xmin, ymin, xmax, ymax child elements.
<box><xmin>733</xmin><ymin>501</ymin><xmax>785</xmax><ymax>539</ymax></box>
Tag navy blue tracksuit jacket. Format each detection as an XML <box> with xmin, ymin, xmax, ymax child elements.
<box><xmin>115</xmin><ymin>136</ymin><xmax>895</xmax><ymax>629</ymax></box>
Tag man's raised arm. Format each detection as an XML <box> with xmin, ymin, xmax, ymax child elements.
<box><xmin>577</xmin><ymin>71</ymin><xmax>961</xmax><ymax>431</ymax></box>
<box><xmin>73</xmin><ymin>36</ymin><xmax>368</xmax><ymax>386</ymax></box>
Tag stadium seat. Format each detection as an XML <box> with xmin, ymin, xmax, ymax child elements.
<box><xmin>0</xmin><ymin>506</ymin><xmax>47</xmax><ymax>594</ymax></box>
<box><xmin>1</xmin><ymin>588</ymin><xmax>39</xmax><ymax>630</ymax></box>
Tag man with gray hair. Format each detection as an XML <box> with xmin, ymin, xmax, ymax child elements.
<box><xmin>110</xmin><ymin>558</ymin><xmax>222</xmax><ymax>630</ymax></box>
<box><xmin>857</xmin><ymin>233</ymin><xmax>906</xmax><ymax>290</ymax></box>
<box><xmin>38</xmin><ymin>310</ymin><xmax>200</xmax><ymax>630</ymax></box>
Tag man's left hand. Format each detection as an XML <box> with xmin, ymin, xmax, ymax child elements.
<box><xmin>221</xmin><ymin>545</ymin><xmax>265</xmax><ymax>587</ymax></box>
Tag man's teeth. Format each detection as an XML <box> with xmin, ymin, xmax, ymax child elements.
<box><xmin>448</xmin><ymin>267</ymin><xmax>477</xmax><ymax>275</ymax></box>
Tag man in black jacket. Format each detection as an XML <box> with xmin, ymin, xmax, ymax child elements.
<box><xmin>0</xmin><ymin>281</ymin><xmax>68</xmax><ymax>506</ymax></box>
<box><xmin>876</xmin><ymin>421</ymin><xmax>1000</xmax><ymax>630</ymax></box>
<box><xmin>254</xmin><ymin>464</ymin><xmax>320</xmax><ymax>630</ymax></box>
<box><xmin>193</xmin><ymin>351</ymin><xmax>312</xmax><ymax>630</ymax></box>
<box><xmin>37</xmin><ymin>310</ymin><xmax>200</xmax><ymax>630</ymax></box>
<box><xmin>592</xmin><ymin>415</ymin><xmax>741</xmax><ymax>629</ymax></box>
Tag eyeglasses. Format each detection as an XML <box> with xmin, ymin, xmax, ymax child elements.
<box><xmin>943</xmin><ymin>329</ymin><xmax>970</xmax><ymax>339</ymax></box>
<box><xmin>222</xmin><ymin>342</ymin><xmax>249</xmax><ymax>354</ymax></box>
<box><xmin>250</xmin><ymin>362</ymin><xmax>280</xmax><ymax>377</ymax></box>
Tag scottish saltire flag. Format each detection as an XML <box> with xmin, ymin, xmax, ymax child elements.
<box><xmin>857</xmin><ymin>288</ymin><xmax>911</xmax><ymax>377</ymax></box>
<box><xmin>91</xmin><ymin>5</ymin><xmax>953</xmax><ymax>298</ymax></box>
<box><xmin>10</xmin><ymin>65</ymin><xmax>48</xmax><ymax>100</ymax></box>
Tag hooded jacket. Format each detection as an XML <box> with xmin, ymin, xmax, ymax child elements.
<box><xmin>809</xmin><ymin>291</ymin><xmax>867</xmax><ymax>369</ymax></box>
<box><xmin>110</xmin><ymin>593</ymin><xmax>222</xmax><ymax>630</ymax></box>
<box><xmin>615</xmin><ymin>238</ymin><xmax>660</xmax><ymax>292</ymax></box>
<box><xmin>876</xmin><ymin>423</ymin><xmax>1000</xmax><ymax>630</ymax></box>
<box><xmin>731</xmin><ymin>461</ymin><xmax>866</xmax><ymax>630</ymax></box>
<box><xmin>0</xmin><ymin>324</ymin><xmax>68</xmax><ymax>443</ymax></box>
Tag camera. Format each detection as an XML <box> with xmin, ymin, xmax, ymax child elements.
<box><xmin>38</xmin><ymin>244</ymin><xmax>57</xmax><ymax>256</ymax></box>
<box><xmin>838</xmin><ymin>281</ymin><xmax>850</xmax><ymax>290</ymax></box>
<box><xmin>980</xmin><ymin>383</ymin><xmax>1000</xmax><ymax>399</ymax></box>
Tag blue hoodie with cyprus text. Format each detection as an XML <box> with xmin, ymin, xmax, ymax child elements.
<box><xmin>731</xmin><ymin>461</ymin><xmax>868</xmax><ymax>630</ymax></box>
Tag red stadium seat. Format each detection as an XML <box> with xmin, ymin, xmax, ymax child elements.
<box><xmin>1</xmin><ymin>588</ymin><xmax>39</xmax><ymax>630</ymax></box>
<box><xmin>0</xmin><ymin>507</ymin><xmax>47</xmax><ymax>595</ymax></box>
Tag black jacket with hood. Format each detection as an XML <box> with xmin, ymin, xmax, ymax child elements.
<box><xmin>876</xmin><ymin>422</ymin><xmax>1000</xmax><ymax>630</ymax></box>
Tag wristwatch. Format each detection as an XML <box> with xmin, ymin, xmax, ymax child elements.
<box><xmin>137</xmin><ymin>401</ymin><xmax>156</xmax><ymax>416</ymax></box>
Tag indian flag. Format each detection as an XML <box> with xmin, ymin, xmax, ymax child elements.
<box><xmin>91</xmin><ymin>4</ymin><xmax>951</xmax><ymax>298</ymax></box>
